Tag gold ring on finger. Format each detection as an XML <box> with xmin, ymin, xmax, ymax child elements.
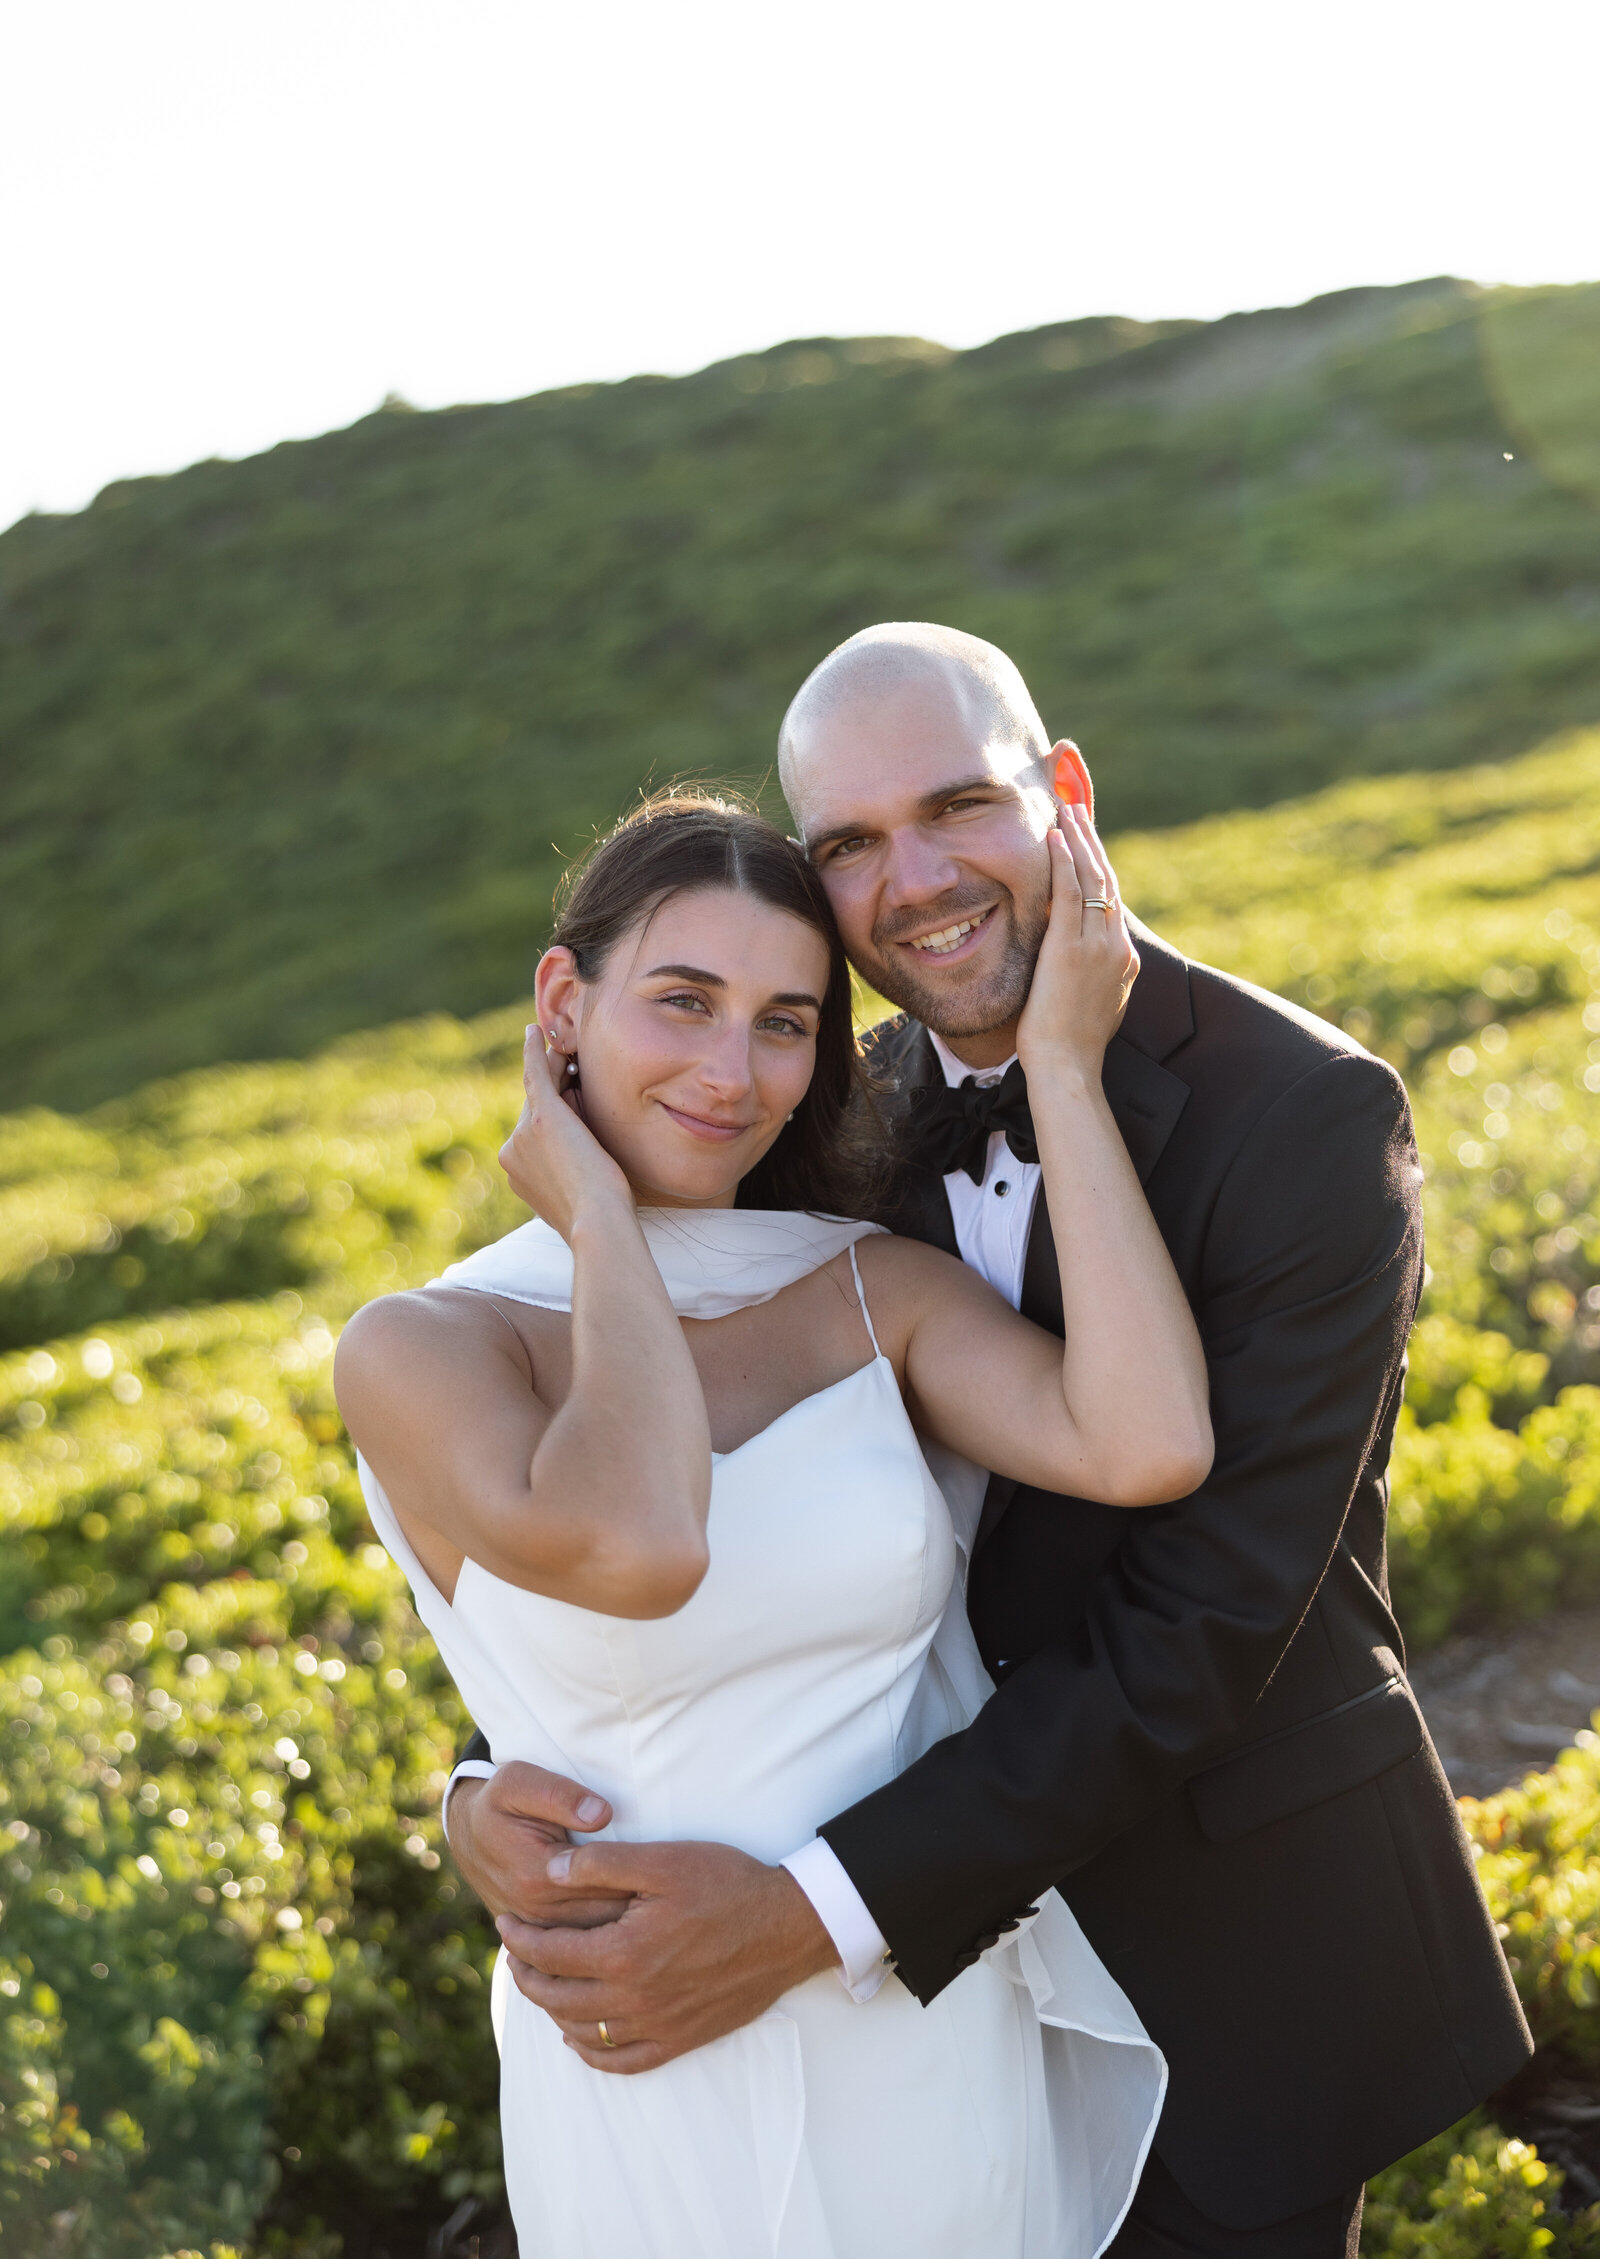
<box><xmin>597</xmin><ymin>2018</ymin><xmax>617</xmax><ymax>2048</ymax></box>
<box><xmin>1083</xmin><ymin>898</ymin><xmax>1111</xmax><ymax>912</ymax></box>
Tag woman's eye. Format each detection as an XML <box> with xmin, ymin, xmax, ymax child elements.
<box><xmin>659</xmin><ymin>992</ymin><xmax>711</xmax><ymax>1014</ymax></box>
<box><xmin>757</xmin><ymin>1016</ymin><xmax>807</xmax><ymax>1038</ymax></box>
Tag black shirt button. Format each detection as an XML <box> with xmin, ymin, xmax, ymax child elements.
<box><xmin>994</xmin><ymin>1179</ymin><xmax>1010</xmax><ymax>1197</ymax></box>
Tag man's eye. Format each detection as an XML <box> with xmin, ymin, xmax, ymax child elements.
<box><xmin>828</xmin><ymin>837</ymin><xmax>870</xmax><ymax>861</ymax></box>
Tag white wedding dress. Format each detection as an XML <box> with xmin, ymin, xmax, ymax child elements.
<box><xmin>359</xmin><ymin>1210</ymin><xmax>1163</xmax><ymax>2259</ymax></box>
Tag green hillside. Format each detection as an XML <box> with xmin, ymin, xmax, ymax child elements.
<box><xmin>8</xmin><ymin>730</ymin><xmax>1600</xmax><ymax>2253</ymax></box>
<box><xmin>5</xmin><ymin>276</ymin><xmax>1600</xmax><ymax>1113</ymax></box>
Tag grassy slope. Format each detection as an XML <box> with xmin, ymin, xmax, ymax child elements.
<box><xmin>5</xmin><ymin>276</ymin><xmax>1600</xmax><ymax>1111</ymax></box>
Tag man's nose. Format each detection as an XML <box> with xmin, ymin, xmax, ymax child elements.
<box><xmin>880</xmin><ymin>826</ymin><xmax>962</xmax><ymax>907</ymax></box>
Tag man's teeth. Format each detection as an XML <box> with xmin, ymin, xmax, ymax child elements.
<box><xmin>910</xmin><ymin>915</ymin><xmax>983</xmax><ymax>955</ymax></box>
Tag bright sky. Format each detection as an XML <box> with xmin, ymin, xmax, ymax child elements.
<box><xmin>4</xmin><ymin>0</ymin><xmax>1597</xmax><ymax>536</ymax></box>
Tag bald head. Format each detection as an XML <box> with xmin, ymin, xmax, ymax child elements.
<box><xmin>778</xmin><ymin>623</ymin><xmax>1052</xmax><ymax>813</ymax></box>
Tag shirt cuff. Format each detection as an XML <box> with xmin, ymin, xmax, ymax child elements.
<box><xmin>440</xmin><ymin>1757</ymin><xmax>498</xmax><ymax>1846</ymax></box>
<box><xmin>780</xmin><ymin>1837</ymin><xmax>893</xmax><ymax>2002</ymax></box>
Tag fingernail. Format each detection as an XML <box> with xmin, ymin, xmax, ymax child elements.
<box><xmin>547</xmin><ymin>1849</ymin><xmax>574</xmax><ymax>1882</ymax></box>
<box><xmin>576</xmin><ymin>1795</ymin><xmax>607</xmax><ymax>1825</ymax></box>
<box><xmin>495</xmin><ymin>1913</ymin><xmax>512</xmax><ymax>1938</ymax></box>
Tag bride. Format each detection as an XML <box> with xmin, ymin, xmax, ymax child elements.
<box><xmin>335</xmin><ymin>790</ymin><xmax>1212</xmax><ymax>2259</ymax></box>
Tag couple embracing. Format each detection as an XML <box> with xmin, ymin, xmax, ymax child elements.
<box><xmin>336</xmin><ymin>624</ymin><xmax>1530</xmax><ymax>2258</ymax></box>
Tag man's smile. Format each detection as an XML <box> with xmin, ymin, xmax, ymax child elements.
<box><xmin>896</xmin><ymin>904</ymin><xmax>998</xmax><ymax>964</ymax></box>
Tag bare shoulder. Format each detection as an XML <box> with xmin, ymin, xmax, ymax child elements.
<box><xmin>852</xmin><ymin>1231</ymin><xmax>998</xmax><ymax>1349</ymax></box>
<box><xmin>339</xmin><ymin>1285</ymin><xmax>456</xmax><ymax>1362</ymax></box>
<box><xmin>335</xmin><ymin>1288</ymin><xmax>522</xmax><ymax>1407</ymax></box>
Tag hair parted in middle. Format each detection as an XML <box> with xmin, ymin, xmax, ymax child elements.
<box><xmin>550</xmin><ymin>787</ymin><xmax>889</xmax><ymax>1220</ymax></box>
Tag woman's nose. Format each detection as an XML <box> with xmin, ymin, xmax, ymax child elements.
<box><xmin>698</xmin><ymin>1025</ymin><xmax>755</xmax><ymax>1096</ymax></box>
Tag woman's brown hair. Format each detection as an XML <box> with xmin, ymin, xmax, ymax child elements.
<box><xmin>550</xmin><ymin>789</ymin><xmax>887</xmax><ymax>1219</ymax></box>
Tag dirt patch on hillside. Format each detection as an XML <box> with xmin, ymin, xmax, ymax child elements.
<box><xmin>1409</xmin><ymin>1602</ymin><xmax>1600</xmax><ymax>1800</ymax></box>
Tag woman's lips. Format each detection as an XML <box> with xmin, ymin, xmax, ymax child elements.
<box><xmin>659</xmin><ymin>1102</ymin><xmax>753</xmax><ymax>1142</ymax></box>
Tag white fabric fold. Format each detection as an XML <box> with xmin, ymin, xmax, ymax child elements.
<box><xmin>432</xmin><ymin>1206</ymin><xmax>886</xmax><ymax>1321</ymax></box>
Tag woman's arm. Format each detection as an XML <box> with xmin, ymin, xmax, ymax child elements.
<box><xmin>335</xmin><ymin>1029</ymin><xmax>712</xmax><ymax>1618</ymax></box>
<box><xmin>885</xmin><ymin>814</ymin><xmax>1212</xmax><ymax>1507</ymax></box>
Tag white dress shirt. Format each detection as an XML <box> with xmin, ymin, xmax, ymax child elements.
<box><xmin>443</xmin><ymin>1027</ymin><xmax>1042</xmax><ymax>2003</ymax></box>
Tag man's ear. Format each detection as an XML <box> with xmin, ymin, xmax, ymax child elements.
<box><xmin>1050</xmin><ymin>739</ymin><xmax>1094</xmax><ymax>822</ymax></box>
<box><xmin>533</xmin><ymin>946</ymin><xmax>585</xmax><ymax>1054</ymax></box>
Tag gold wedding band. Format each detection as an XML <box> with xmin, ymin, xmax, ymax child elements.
<box><xmin>597</xmin><ymin>2018</ymin><xmax>617</xmax><ymax>2049</ymax></box>
<box><xmin>1083</xmin><ymin>897</ymin><xmax>1111</xmax><ymax>912</ymax></box>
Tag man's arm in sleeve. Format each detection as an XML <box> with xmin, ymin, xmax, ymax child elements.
<box><xmin>819</xmin><ymin>1050</ymin><xmax>1424</xmax><ymax>2002</ymax></box>
<box><xmin>440</xmin><ymin>1728</ymin><xmax>495</xmax><ymax>1846</ymax></box>
<box><xmin>446</xmin><ymin>1730</ymin><xmax>889</xmax><ymax>1997</ymax></box>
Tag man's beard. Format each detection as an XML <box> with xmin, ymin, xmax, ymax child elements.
<box><xmin>862</xmin><ymin>874</ymin><xmax>1051</xmax><ymax>1042</ymax></box>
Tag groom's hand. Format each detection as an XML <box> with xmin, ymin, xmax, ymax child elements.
<box><xmin>447</xmin><ymin>1764</ymin><xmax>634</xmax><ymax>1930</ymax></box>
<box><xmin>497</xmin><ymin>1841</ymin><xmax>839</xmax><ymax>2073</ymax></box>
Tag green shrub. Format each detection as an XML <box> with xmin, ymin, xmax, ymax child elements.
<box><xmin>1387</xmin><ymin>1390</ymin><xmax>1600</xmax><ymax>1645</ymax></box>
<box><xmin>0</xmin><ymin>1316</ymin><xmax>502</xmax><ymax>2252</ymax></box>
<box><xmin>1362</xmin><ymin>2115</ymin><xmax>1596</xmax><ymax>2255</ymax></box>
<box><xmin>1467</xmin><ymin>1738</ymin><xmax>1600</xmax><ymax>2077</ymax></box>
<box><xmin>0</xmin><ymin>1011</ymin><xmax>530</xmax><ymax>1352</ymax></box>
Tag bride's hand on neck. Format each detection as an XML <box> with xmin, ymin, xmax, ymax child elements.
<box><xmin>1015</xmin><ymin>811</ymin><xmax>1138</xmax><ymax>1086</ymax></box>
<box><xmin>498</xmin><ymin>1026</ymin><xmax>634</xmax><ymax>1242</ymax></box>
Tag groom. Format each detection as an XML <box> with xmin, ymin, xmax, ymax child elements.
<box><xmin>444</xmin><ymin>625</ymin><xmax>1530</xmax><ymax>2254</ymax></box>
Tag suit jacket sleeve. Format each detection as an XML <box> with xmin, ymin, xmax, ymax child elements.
<box><xmin>818</xmin><ymin>1049</ymin><xmax>1424</xmax><ymax>2002</ymax></box>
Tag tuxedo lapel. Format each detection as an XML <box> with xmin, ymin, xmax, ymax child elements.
<box><xmin>1101</xmin><ymin>1041</ymin><xmax>1190</xmax><ymax>1186</ymax></box>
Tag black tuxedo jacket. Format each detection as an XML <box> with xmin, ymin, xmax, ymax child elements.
<box><xmin>819</xmin><ymin>922</ymin><xmax>1530</xmax><ymax>2230</ymax></box>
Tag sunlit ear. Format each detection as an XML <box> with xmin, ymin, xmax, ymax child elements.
<box><xmin>534</xmin><ymin>947</ymin><xmax>585</xmax><ymax>1053</ymax></box>
<box><xmin>1051</xmin><ymin>739</ymin><xmax>1095</xmax><ymax>821</ymax></box>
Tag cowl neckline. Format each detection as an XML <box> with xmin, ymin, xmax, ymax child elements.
<box><xmin>430</xmin><ymin>1208</ymin><xmax>886</xmax><ymax>1321</ymax></box>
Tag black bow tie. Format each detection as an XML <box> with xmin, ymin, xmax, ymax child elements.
<box><xmin>903</xmin><ymin>1060</ymin><xmax>1037</xmax><ymax>1184</ymax></box>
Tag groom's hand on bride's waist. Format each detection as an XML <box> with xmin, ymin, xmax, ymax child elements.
<box><xmin>447</xmin><ymin>1764</ymin><xmax>634</xmax><ymax>1931</ymax></box>
<box><xmin>497</xmin><ymin>1840</ymin><xmax>839</xmax><ymax>2074</ymax></box>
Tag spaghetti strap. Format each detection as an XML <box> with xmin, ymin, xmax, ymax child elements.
<box><xmin>848</xmin><ymin>1241</ymin><xmax>883</xmax><ymax>1359</ymax></box>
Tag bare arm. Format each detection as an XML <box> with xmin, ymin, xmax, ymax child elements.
<box><xmin>335</xmin><ymin>1028</ymin><xmax>712</xmax><ymax>1618</ymax></box>
<box><xmin>887</xmin><ymin>816</ymin><xmax>1212</xmax><ymax>1507</ymax></box>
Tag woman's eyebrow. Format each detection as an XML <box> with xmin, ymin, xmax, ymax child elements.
<box><xmin>643</xmin><ymin>962</ymin><xmax>726</xmax><ymax>985</ymax></box>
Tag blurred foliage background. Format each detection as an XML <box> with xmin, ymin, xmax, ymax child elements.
<box><xmin>5</xmin><ymin>276</ymin><xmax>1600</xmax><ymax>1112</ymax></box>
<box><xmin>6</xmin><ymin>279</ymin><xmax>1600</xmax><ymax>2253</ymax></box>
